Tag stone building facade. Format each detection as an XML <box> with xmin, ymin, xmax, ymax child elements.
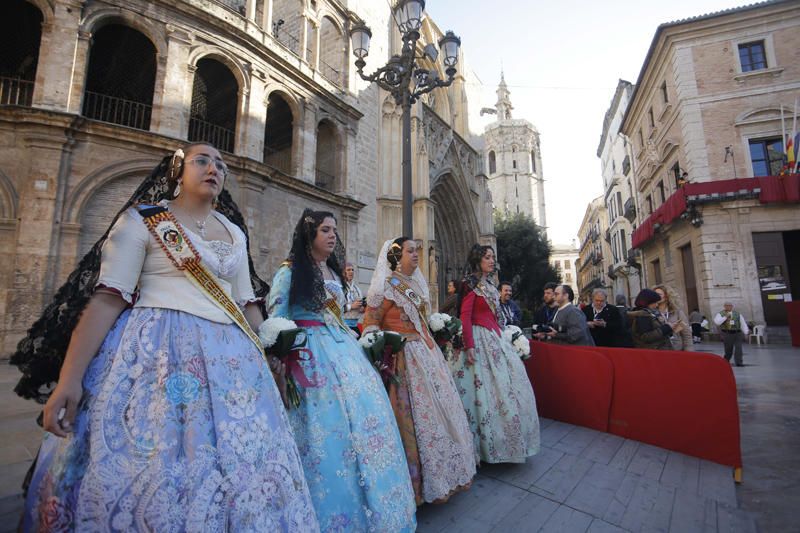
<box><xmin>621</xmin><ymin>0</ymin><xmax>800</xmax><ymax>336</ymax></box>
<box><xmin>597</xmin><ymin>80</ymin><xmax>642</xmax><ymax>305</ymax></box>
<box><xmin>482</xmin><ymin>74</ymin><xmax>546</xmax><ymax>228</ymax></box>
<box><xmin>0</xmin><ymin>0</ymin><xmax>491</xmax><ymax>355</ymax></box>
<box><xmin>576</xmin><ymin>196</ymin><xmax>612</xmax><ymax>302</ymax></box>
<box><xmin>550</xmin><ymin>243</ymin><xmax>579</xmax><ymax>298</ymax></box>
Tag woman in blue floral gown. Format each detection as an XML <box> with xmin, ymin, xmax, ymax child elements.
<box><xmin>12</xmin><ymin>144</ymin><xmax>319</xmax><ymax>532</ymax></box>
<box><xmin>268</xmin><ymin>209</ymin><xmax>416</xmax><ymax>532</ymax></box>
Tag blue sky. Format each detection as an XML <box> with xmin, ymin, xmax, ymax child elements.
<box><xmin>425</xmin><ymin>0</ymin><xmax>748</xmax><ymax>245</ymax></box>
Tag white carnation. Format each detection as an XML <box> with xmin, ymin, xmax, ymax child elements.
<box><xmin>502</xmin><ymin>325</ymin><xmax>522</xmax><ymax>344</ymax></box>
<box><xmin>429</xmin><ymin>313</ymin><xmax>450</xmax><ymax>332</ymax></box>
<box><xmin>503</xmin><ymin>325</ymin><xmax>530</xmax><ymax>359</ymax></box>
<box><xmin>513</xmin><ymin>335</ymin><xmax>531</xmax><ymax>359</ymax></box>
<box><xmin>359</xmin><ymin>331</ymin><xmax>383</xmax><ymax>348</ymax></box>
<box><xmin>257</xmin><ymin>317</ymin><xmax>298</xmax><ymax>348</ymax></box>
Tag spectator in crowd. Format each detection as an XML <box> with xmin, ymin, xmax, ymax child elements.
<box><xmin>653</xmin><ymin>285</ymin><xmax>693</xmax><ymax>351</ymax></box>
<box><xmin>714</xmin><ymin>302</ymin><xmax>750</xmax><ymax>366</ymax></box>
<box><xmin>688</xmin><ymin>308</ymin><xmax>704</xmax><ymax>343</ymax></box>
<box><xmin>628</xmin><ymin>289</ymin><xmax>673</xmax><ymax>349</ymax></box>
<box><xmin>533</xmin><ymin>282</ymin><xmax>559</xmax><ymax>325</ymax></box>
<box><xmin>534</xmin><ymin>285</ymin><xmax>594</xmax><ymax>346</ymax></box>
<box><xmin>499</xmin><ymin>281</ymin><xmax>522</xmax><ymax>327</ymax></box>
<box><xmin>343</xmin><ymin>262</ymin><xmax>365</xmax><ymax>332</ymax></box>
<box><xmin>439</xmin><ymin>279</ymin><xmax>459</xmax><ymax>315</ymax></box>
<box><xmin>615</xmin><ymin>294</ymin><xmax>629</xmax><ymax>330</ymax></box>
<box><xmin>583</xmin><ymin>288</ymin><xmax>631</xmax><ymax>347</ymax></box>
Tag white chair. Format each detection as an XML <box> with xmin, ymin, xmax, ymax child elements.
<box><xmin>748</xmin><ymin>324</ymin><xmax>767</xmax><ymax>345</ymax></box>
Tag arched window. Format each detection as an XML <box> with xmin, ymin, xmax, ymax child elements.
<box><xmin>1</xmin><ymin>0</ymin><xmax>42</xmax><ymax>106</ymax></box>
<box><xmin>319</xmin><ymin>17</ymin><xmax>345</xmax><ymax>87</ymax></box>
<box><xmin>188</xmin><ymin>58</ymin><xmax>238</xmax><ymax>153</ymax></box>
<box><xmin>488</xmin><ymin>151</ymin><xmax>496</xmax><ymax>174</ymax></box>
<box><xmin>264</xmin><ymin>92</ymin><xmax>293</xmax><ymax>173</ymax></box>
<box><xmin>82</xmin><ymin>25</ymin><xmax>156</xmax><ymax>130</ymax></box>
<box><xmin>272</xmin><ymin>0</ymin><xmax>303</xmax><ymax>57</ymax></box>
<box><xmin>315</xmin><ymin>120</ymin><xmax>337</xmax><ymax>190</ymax></box>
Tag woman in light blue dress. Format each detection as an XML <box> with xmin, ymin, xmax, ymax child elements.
<box><xmin>268</xmin><ymin>209</ymin><xmax>416</xmax><ymax>532</ymax></box>
<box><xmin>12</xmin><ymin>143</ymin><xmax>318</xmax><ymax>532</ymax></box>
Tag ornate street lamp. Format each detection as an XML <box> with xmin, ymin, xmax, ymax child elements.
<box><xmin>350</xmin><ymin>1</ymin><xmax>461</xmax><ymax>237</ymax></box>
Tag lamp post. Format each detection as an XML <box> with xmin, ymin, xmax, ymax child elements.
<box><xmin>349</xmin><ymin>0</ymin><xmax>461</xmax><ymax>238</ymax></box>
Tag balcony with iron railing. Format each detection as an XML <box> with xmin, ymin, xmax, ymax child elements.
<box><xmin>264</xmin><ymin>145</ymin><xmax>292</xmax><ymax>174</ymax></box>
<box><xmin>315</xmin><ymin>168</ymin><xmax>337</xmax><ymax>191</ymax></box>
<box><xmin>319</xmin><ymin>59</ymin><xmax>343</xmax><ymax>88</ymax></box>
<box><xmin>274</xmin><ymin>30</ymin><xmax>302</xmax><ymax>58</ymax></box>
<box><xmin>83</xmin><ymin>91</ymin><xmax>152</xmax><ymax>131</ymax></box>
<box><xmin>188</xmin><ymin>116</ymin><xmax>235</xmax><ymax>153</ymax></box>
<box><xmin>0</xmin><ymin>77</ymin><xmax>34</xmax><ymax>107</ymax></box>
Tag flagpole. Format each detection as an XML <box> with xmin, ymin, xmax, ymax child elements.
<box><xmin>794</xmin><ymin>98</ymin><xmax>799</xmax><ymax>174</ymax></box>
<box><xmin>781</xmin><ymin>105</ymin><xmax>787</xmax><ymax>153</ymax></box>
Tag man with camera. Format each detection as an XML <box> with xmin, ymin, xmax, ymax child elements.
<box><xmin>533</xmin><ymin>285</ymin><xmax>595</xmax><ymax>346</ymax></box>
<box><xmin>533</xmin><ymin>282</ymin><xmax>559</xmax><ymax>325</ymax></box>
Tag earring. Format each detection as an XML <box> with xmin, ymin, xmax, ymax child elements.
<box><xmin>173</xmin><ymin>181</ymin><xmax>182</xmax><ymax>198</ymax></box>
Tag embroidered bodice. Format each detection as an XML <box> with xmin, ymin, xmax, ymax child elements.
<box><xmin>96</xmin><ymin>207</ymin><xmax>256</xmax><ymax>324</ymax></box>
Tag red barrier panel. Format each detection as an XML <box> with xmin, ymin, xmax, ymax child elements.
<box><xmin>591</xmin><ymin>347</ymin><xmax>742</xmax><ymax>468</ymax></box>
<box><xmin>525</xmin><ymin>341</ymin><xmax>613</xmax><ymax>432</ymax></box>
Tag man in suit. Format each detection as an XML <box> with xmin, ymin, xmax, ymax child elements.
<box><xmin>534</xmin><ymin>285</ymin><xmax>594</xmax><ymax>346</ymax></box>
<box><xmin>583</xmin><ymin>288</ymin><xmax>632</xmax><ymax>347</ymax></box>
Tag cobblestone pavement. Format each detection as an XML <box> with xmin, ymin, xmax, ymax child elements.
<box><xmin>1</xmin><ymin>341</ymin><xmax>796</xmax><ymax>532</ymax></box>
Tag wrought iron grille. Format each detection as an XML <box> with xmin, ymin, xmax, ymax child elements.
<box><xmin>0</xmin><ymin>77</ymin><xmax>34</xmax><ymax>106</ymax></box>
<box><xmin>83</xmin><ymin>91</ymin><xmax>152</xmax><ymax>130</ymax></box>
<box><xmin>82</xmin><ymin>24</ymin><xmax>156</xmax><ymax>131</ymax></box>
<box><xmin>315</xmin><ymin>168</ymin><xmax>336</xmax><ymax>191</ymax></box>
<box><xmin>319</xmin><ymin>59</ymin><xmax>342</xmax><ymax>87</ymax></box>
<box><xmin>189</xmin><ymin>58</ymin><xmax>238</xmax><ymax>153</ymax></box>
<box><xmin>188</xmin><ymin>118</ymin><xmax>235</xmax><ymax>154</ymax></box>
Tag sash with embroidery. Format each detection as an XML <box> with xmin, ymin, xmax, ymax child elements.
<box><xmin>136</xmin><ymin>205</ymin><xmax>263</xmax><ymax>352</ymax></box>
<box><xmin>322</xmin><ymin>285</ymin><xmax>348</xmax><ymax>330</ymax></box>
<box><xmin>388</xmin><ymin>275</ymin><xmax>429</xmax><ymax>322</ymax></box>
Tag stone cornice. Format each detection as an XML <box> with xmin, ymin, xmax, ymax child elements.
<box><xmin>1</xmin><ymin>107</ymin><xmax>366</xmax><ymax>214</ymax></box>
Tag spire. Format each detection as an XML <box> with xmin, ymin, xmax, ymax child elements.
<box><xmin>495</xmin><ymin>71</ymin><xmax>513</xmax><ymax>120</ymax></box>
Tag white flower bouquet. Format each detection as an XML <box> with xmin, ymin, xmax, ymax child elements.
<box><xmin>502</xmin><ymin>325</ymin><xmax>531</xmax><ymax>360</ymax></box>
<box><xmin>257</xmin><ymin>317</ymin><xmax>307</xmax><ymax>407</ymax></box>
<box><xmin>360</xmin><ymin>330</ymin><xmax>405</xmax><ymax>385</ymax></box>
<box><xmin>429</xmin><ymin>313</ymin><xmax>464</xmax><ymax>360</ymax></box>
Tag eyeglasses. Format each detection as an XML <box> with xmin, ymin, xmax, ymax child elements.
<box><xmin>186</xmin><ymin>155</ymin><xmax>228</xmax><ymax>176</ymax></box>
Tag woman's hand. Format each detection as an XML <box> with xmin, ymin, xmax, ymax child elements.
<box><xmin>465</xmin><ymin>348</ymin><xmax>476</xmax><ymax>366</ymax></box>
<box><xmin>42</xmin><ymin>377</ymin><xmax>83</xmax><ymax>438</ymax></box>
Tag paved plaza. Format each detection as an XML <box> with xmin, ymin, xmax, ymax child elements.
<box><xmin>1</xmin><ymin>341</ymin><xmax>798</xmax><ymax>532</ymax></box>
